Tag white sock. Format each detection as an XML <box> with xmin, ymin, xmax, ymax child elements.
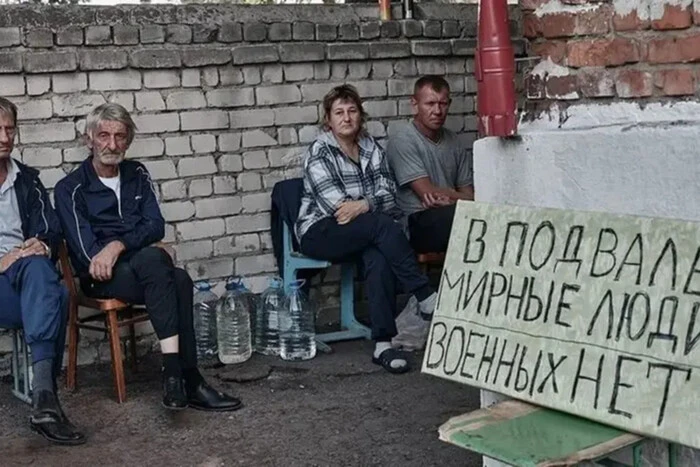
<box><xmin>374</xmin><ymin>342</ymin><xmax>406</xmax><ymax>370</ymax></box>
<box><xmin>418</xmin><ymin>292</ymin><xmax>437</xmax><ymax>316</ymax></box>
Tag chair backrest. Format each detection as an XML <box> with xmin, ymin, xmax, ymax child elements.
<box><xmin>58</xmin><ymin>241</ymin><xmax>80</xmax><ymax>299</ymax></box>
<box><xmin>271</xmin><ymin>178</ymin><xmax>304</xmax><ymax>227</ymax></box>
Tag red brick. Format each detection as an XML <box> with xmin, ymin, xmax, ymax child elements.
<box><xmin>546</xmin><ymin>75</ymin><xmax>579</xmax><ymax>99</ymax></box>
<box><xmin>613</xmin><ymin>10</ymin><xmax>651</xmax><ymax>31</ymax></box>
<box><xmin>576</xmin><ymin>5</ymin><xmax>612</xmax><ymax>35</ymax></box>
<box><xmin>648</xmin><ymin>34</ymin><xmax>700</xmax><ymax>63</ymax></box>
<box><xmin>616</xmin><ymin>69</ymin><xmax>653</xmax><ymax>98</ymax></box>
<box><xmin>567</xmin><ymin>38</ymin><xmax>639</xmax><ymax>67</ymax></box>
<box><xmin>578</xmin><ymin>69</ymin><xmax>616</xmax><ymax>97</ymax></box>
<box><xmin>525</xmin><ymin>74</ymin><xmax>545</xmax><ymax>99</ymax></box>
<box><xmin>541</xmin><ymin>12</ymin><xmax>577</xmax><ymax>38</ymax></box>
<box><xmin>523</xmin><ymin>13</ymin><xmax>542</xmax><ymax>38</ymax></box>
<box><xmin>652</xmin><ymin>4</ymin><xmax>693</xmax><ymax>30</ymax></box>
<box><xmin>531</xmin><ymin>41</ymin><xmax>567</xmax><ymax>64</ymax></box>
<box><xmin>654</xmin><ymin>69</ymin><xmax>696</xmax><ymax>95</ymax></box>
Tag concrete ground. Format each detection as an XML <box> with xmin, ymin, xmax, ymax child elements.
<box><xmin>0</xmin><ymin>341</ymin><xmax>482</xmax><ymax>467</ymax></box>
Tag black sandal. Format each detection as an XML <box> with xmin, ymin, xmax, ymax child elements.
<box><xmin>372</xmin><ymin>348</ymin><xmax>411</xmax><ymax>374</ymax></box>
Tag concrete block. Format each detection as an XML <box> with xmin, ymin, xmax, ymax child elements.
<box><xmin>90</xmin><ymin>70</ymin><xmax>141</xmax><ymax>91</ymax></box>
<box><xmin>214</xmin><ymin>175</ymin><xmax>237</xmax><ymax>194</ymax></box>
<box><xmin>274</xmin><ymin>105</ymin><xmax>318</xmax><ymax>126</ymax></box>
<box><xmin>177</xmin><ymin>218</ymin><xmax>225</xmax><ymax>240</ymax></box>
<box><xmin>189</xmin><ymin>178</ymin><xmax>213</xmax><ymax>197</ymax></box>
<box><xmin>262</xmin><ymin>65</ymin><xmax>283</xmax><ymax>84</ymax></box>
<box><xmin>422</xmin><ymin>20</ymin><xmax>442</xmax><ymax>38</ymax></box>
<box><xmin>242</xmin><ymin>150</ymin><xmax>269</xmax><ymax>169</ymax></box>
<box><xmin>282</xmin><ymin>63</ymin><xmax>313</xmax><ymax>82</ymax></box>
<box><xmin>195</xmin><ymin>196</ymin><xmax>242</xmax><ymax>218</ymax></box>
<box><xmin>402</xmin><ymin>20</ymin><xmax>423</xmax><ymax>38</ymax></box>
<box><xmin>53</xmin><ymin>94</ymin><xmax>106</xmax><ymax>117</ymax></box>
<box><xmin>85</xmin><ymin>26</ymin><xmax>111</xmax><ymax>45</ymax></box>
<box><xmin>22</xmin><ymin>147</ymin><xmax>62</xmax><ymax>167</ymax></box>
<box><xmin>192</xmin><ymin>134</ymin><xmax>216</xmax><ymax>154</ymax></box>
<box><xmin>25</xmin><ymin>28</ymin><xmax>53</xmax><ymax>48</ymax></box>
<box><xmin>243</xmin><ymin>23</ymin><xmax>267</xmax><ymax>42</ymax></box>
<box><xmin>348</xmin><ymin>62</ymin><xmax>371</xmax><ymax>79</ymax></box>
<box><xmin>108</xmin><ymin>91</ymin><xmax>134</xmax><ymax>111</ymax></box>
<box><xmin>388</xmin><ymin>79</ymin><xmax>415</xmax><ymax>96</ymax></box>
<box><xmin>174</xmin><ymin>240</ymin><xmax>212</xmax><ymax>261</ymax></box>
<box><xmin>126</xmin><ymin>137</ymin><xmax>164</xmax><ymax>159</ymax></box>
<box><xmin>142</xmin><ymin>160</ymin><xmax>177</xmax><ymax>180</ymax></box>
<box><xmin>218</xmin><ymin>133</ymin><xmax>241</xmax><ymax>152</ymax></box>
<box><xmin>181</xmin><ymin>69</ymin><xmax>200</xmax><ymax>88</ymax></box>
<box><xmin>79</xmin><ymin>50</ymin><xmax>128</xmax><ymax>71</ymax></box>
<box><xmin>226</xmin><ymin>213</ymin><xmax>270</xmax><ymax>234</ymax></box>
<box><xmin>26</xmin><ymin>76</ymin><xmax>51</xmax><ymax>96</ymax></box>
<box><xmin>15</xmin><ymin>99</ymin><xmax>52</xmax><ymax>120</ymax></box>
<box><xmin>293</xmin><ymin>22</ymin><xmax>315</xmax><ymax>40</ymax></box>
<box><xmin>25</xmin><ymin>51</ymin><xmax>77</xmax><ymax>73</ymax></box>
<box><xmin>20</xmin><ymin>122</ymin><xmax>74</xmax><ymax>144</ymax></box>
<box><xmin>316</xmin><ymin>24</ymin><xmax>337</xmax><ymax>41</ymax></box>
<box><xmin>268</xmin><ymin>146</ymin><xmax>304</xmax><ymax>167</ymax></box>
<box><xmin>38</xmin><ymin>168</ymin><xmax>66</xmax><ymax>189</ymax></box>
<box><xmin>242</xmin><ymin>130</ymin><xmax>277</xmax><ymax>148</ymax></box>
<box><xmin>206</xmin><ymin>89</ymin><xmax>255</xmax><ymax>108</ymax></box>
<box><xmin>298</xmin><ymin>125</ymin><xmax>320</xmax><ymax>143</ymax></box>
<box><xmin>243</xmin><ymin>66</ymin><xmax>261</xmax><ymax>85</ymax></box>
<box><xmin>398</xmin><ymin>98</ymin><xmax>412</xmax><ymax>116</ymax></box>
<box><xmin>394</xmin><ymin>59</ymin><xmax>417</xmax><ymax>77</ymax></box>
<box><xmin>366</xmin><ymin>121</ymin><xmax>386</xmax><ymax>138</ymax></box>
<box><xmin>268</xmin><ymin>23</ymin><xmax>292</xmax><ymax>42</ymax></box>
<box><xmin>338</xmin><ymin>24</ymin><xmax>359</xmax><ymax>41</ymax></box>
<box><xmin>277</xmin><ymin>127</ymin><xmax>298</xmax><ymax>145</ymax></box>
<box><xmin>364</xmin><ymin>100</ymin><xmax>397</xmax><ymax>118</ymax></box>
<box><xmin>140</xmin><ymin>25</ymin><xmax>165</xmax><ymax>44</ymax></box>
<box><xmin>133</xmin><ymin>113</ymin><xmax>179</xmax><ymax>134</ymax></box>
<box><xmin>381</xmin><ymin>21</ymin><xmax>402</xmax><ymax>38</ymax></box>
<box><xmin>166</xmin><ymin>90</ymin><xmax>206</xmax><ymax>110</ymax></box>
<box><xmin>328</xmin><ymin>43</ymin><xmax>369</xmax><ymax>61</ymax></box>
<box><xmin>53</xmin><ymin>72</ymin><xmax>87</xmax><ymax>93</ymax></box>
<box><xmin>370</xmin><ymin>42</ymin><xmax>410</xmax><ymax>59</ymax></box>
<box><xmin>347</xmin><ymin>80</ymin><xmax>387</xmax><ymax>98</ymax></box>
<box><xmin>56</xmin><ymin>26</ymin><xmax>83</xmax><ymax>46</ymax></box>
<box><xmin>161</xmin><ymin>179</ymin><xmax>188</xmax><ymax>201</ymax></box>
<box><xmin>332</xmin><ymin>63</ymin><xmax>347</xmax><ymax>79</ymax></box>
<box><xmin>300</xmin><ymin>83</ymin><xmax>330</xmax><ymax>103</ymax></box>
<box><xmin>144</xmin><ymin>70</ymin><xmax>180</xmax><ymax>89</ymax></box>
<box><xmin>448</xmin><ymin>95</ymin><xmax>474</xmax><ymax>114</ymax></box>
<box><xmin>178</xmin><ymin>155</ymin><xmax>217</xmax><ymax>177</ymax></box>
<box><xmin>192</xmin><ymin>24</ymin><xmax>217</xmax><ymax>44</ymax></box>
<box><xmin>180</xmin><ymin>110</ymin><xmax>228</xmax><ymax>131</ymax></box>
<box><xmin>219</xmin><ymin>154</ymin><xmax>244</xmax><ymax>173</ymax></box>
<box><xmin>235</xmin><ymin>253</ymin><xmax>276</xmax><ymax>275</ymax></box>
<box><xmin>279</xmin><ymin>43</ymin><xmax>325</xmax><ymax>63</ymax></box>
<box><xmin>360</xmin><ymin>21</ymin><xmax>380</xmax><ymax>39</ymax></box>
<box><xmin>163</xmin><ymin>225</ymin><xmax>176</xmax><ymax>243</ymax></box>
<box><xmin>165</xmin><ymin>135</ymin><xmax>192</xmax><ymax>156</ymax></box>
<box><xmin>442</xmin><ymin>20</ymin><xmax>462</xmax><ymax>38</ymax></box>
<box><xmin>232</xmin><ymin>45</ymin><xmax>279</xmax><ymax>65</ymax></box>
<box><xmin>218</xmin><ymin>22</ymin><xmax>242</xmax><ymax>43</ymax></box>
<box><xmin>200</xmin><ymin>67</ymin><xmax>219</xmax><ymax>87</ymax></box>
<box><xmin>262</xmin><ymin>170</ymin><xmax>286</xmax><ymax>189</ymax></box>
<box><xmin>372</xmin><ymin>60</ymin><xmax>394</xmax><ymax>79</ymax></box>
<box><xmin>64</xmin><ymin>146</ymin><xmax>90</xmax><ymax>163</ymax></box>
<box><xmin>313</xmin><ymin>62</ymin><xmax>330</xmax><ymax>80</ymax></box>
<box><xmin>187</xmin><ymin>258</ymin><xmax>234</xmax><ymax>281</ymax></box>
<box><xmin>417</xmin><ymin>58</ymin><xmax>446</xmax><ymax>75</ymax></box>
<box><xmin>214</xmin><ymin>233</ymin><xmax>260</xmax><ymax>256</ymax></box>
<box><xmin>237</xmin><ymin>172</ymin><xmax>262</xmax><ymax>192</ymax></box>
<box><xmin>161</xmin><ymin>200</ymin><xmax>195</xmax><ymax>222</ymax></box>
<box><xmin>229</xmin><ymin>109</ymin><xmax>274</xmax><ymax>129</ymax></box>
<box><xmin>256</xmin><ymin>85</ymin><xmax>301</xmax><ymax>106</ymax></box>
<box><xmin>166</xmin><ymin>24</ymin><xmax>192</xmax><ymax>44</ymax></box>
<box><xmin>113</xmin><ymin>25</ymin><xmax>139</xmax><ymax>45</ymax></box>
<box><xmin>412</xmin><ymin>40</ymin><xmax>451</xmax><ymax>56</ymax></box>
<box><xmin>445</xmin><ymin>57</ymin><xmax>467</xmax><ymax>74</ymax></box>
<box><xmin>219</xmin><ymin>66</ymin><xmax>243</xmax><ymax>86</ymax></box>
<box><xmin>0</xmin><ymin>28</ymin><xmax>20</xmax><ymax>47</ymax></box>
<box><xmin>135</xmin><ymin>91</ymin><xmax>165</xmax><ymax>111</ymax></box>
<box><xmin>131</xmin><ymin>49</ymin><xmax>181</xmax><ymax>69</ymax></box>
<box><xmin>181</xmin><ymin>48</ymin><xmax>230</xmax><ymax>67</ymax></box>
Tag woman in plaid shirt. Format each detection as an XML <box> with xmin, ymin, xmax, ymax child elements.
<box><xmin>295</xmin><ymin>85</ymin><xmax>438</xmax><ymax>374</ymax></box>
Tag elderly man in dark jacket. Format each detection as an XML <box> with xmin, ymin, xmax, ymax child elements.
<box><xmin>0</xmin><ymin>96</ymin><xmax>85</xmax><ymax>445</ymax></box>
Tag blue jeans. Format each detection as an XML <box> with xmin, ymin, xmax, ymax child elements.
<box><xmin>0</xmin><ymin>256</ymin><xmax>68</xmax><ymax>379</ymax></box>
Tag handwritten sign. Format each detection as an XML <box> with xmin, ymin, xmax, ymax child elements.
<box><xmin>422</xmin><ymin>201</ymin><xmax>700</xmax><ymax>449</ymax></box>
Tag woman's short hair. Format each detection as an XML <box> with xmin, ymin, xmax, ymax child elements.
<box><xmin>321</xmin><ymin>84</ymin><xmax>368</xmax><ymax>130</ymax></box>
<box><xmin>86</xmin><ymin>103</ymin><xmax>137</xmax><ymax>145</ymax></box>
<box><xmin>0</xmin><ymin>97</ymin><xmax>18</xmax><ymax>126</ymax></box>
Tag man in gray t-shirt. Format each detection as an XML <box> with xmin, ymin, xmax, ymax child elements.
<box><xmin>386</xmin><ymin>76</ymin><xmax>474</xmax><ymax>253</ymax></box>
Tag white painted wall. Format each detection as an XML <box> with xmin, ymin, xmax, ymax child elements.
<box><xmin>474</xmin><ymin>101</ymin><xmax>700</xmax><ymax>466</ymax></box>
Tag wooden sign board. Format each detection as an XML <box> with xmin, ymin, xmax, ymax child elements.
<box><xmin>422</xmin><ymin>201</ymin><xmax>700</xmax><ymax>449</ymax></box>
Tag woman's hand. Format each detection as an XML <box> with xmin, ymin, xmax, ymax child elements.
<box><xmin>335</xmin><ymin>200</ymin><xmax>369</xmax><ymax>225</ymax></box>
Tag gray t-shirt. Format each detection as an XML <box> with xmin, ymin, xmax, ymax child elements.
<box><xmin>386</xmin><ymin>122</ymin><xmax>474</xmax><ymax>216</ymax></box>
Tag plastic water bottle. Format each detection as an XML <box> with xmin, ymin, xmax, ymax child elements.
<box><xmin>239</xmin><ymin>280</ymin><xmax>259</xmax><ymax>347</ymax></box>
<box><xmin>193</xmin><ymin>281</ymin><xmax>219</xmax><ymax>367</ymax></box>
<box><xmin>216</xmin><ymin>278</ymin><xmax>252</xmax><ymax>364</ymax></box>
<box><xmin>254</xmin><ymin>277</ymin><xmax>285</xmax><ymax>356</ymax></box>
<box><xmin>279</xmin><ymin>279</ymin><xmax>316</xmax><ymax>361</ymax></box>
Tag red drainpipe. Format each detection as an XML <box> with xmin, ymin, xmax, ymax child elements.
<box><xmin>475</xmin><ymin>0</ymin><xmax>518</xmax><ymax>137</ymax></box>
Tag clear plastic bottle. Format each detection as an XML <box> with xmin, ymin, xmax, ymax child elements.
<box><xmin>216</xmin><ymin>278</ymin><xmax>252</xmax><ymax>364</ymax></box>
<box><xmin>254</xmin><ymin>277</ymin><xmax>285</xmax><ymax>356</ymax></box>
<box><xmin>193</xmin><ymin>281</ymin><xmax>219</xmax><ymax>367</ymax></box>
<box><xmin>279</xmin><ymin>279</ymin><xmax>316</xmax><ymax>361</ymax></box>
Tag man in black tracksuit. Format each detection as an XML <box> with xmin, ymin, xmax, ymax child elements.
<box><xmin>55</xmin><ymin>103</ymin><xmax>241</xmax><ymax>412</ymax></box>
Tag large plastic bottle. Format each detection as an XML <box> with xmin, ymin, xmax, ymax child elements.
<box><xmin>216</xmin><ymin>278</ymin><xmax>252</xmax><ymax>364</ymax></box>
<box><xmin>279</xmin><ymin>279</ymin><xmax>316</xmax><ymax>361</ymax></box>
<box><xmin>254</xmin><ymin>277</ymin><xmax>285</xmax><ymax>356</ymax></box>
<box><xmin>193</xmin><ymin>281</ymin><xmax>219</xmax><ymax>367</ymax></box>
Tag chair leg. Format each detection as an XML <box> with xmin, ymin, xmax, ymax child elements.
<box><xmin>129</xmin><ymin>322</ymin><xmax>138</xmax><ymax>373</ymax></box>
<box><xmin>106</xmin><ymin>311</ymin><xmax>127</xmax><ymax>403</ymax></box>
<box><xmin>66</xmin><ymin>301</ymin><xmax>79</xmax><ymax>391</ymax></box>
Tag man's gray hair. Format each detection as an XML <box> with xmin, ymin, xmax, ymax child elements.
<box><xmin>86</xmin><ymin>103</ymin><xmax>137</xmax><ymax>144</ymax></box>
<box><xmin>0</xmin><ymin>96</ymin><xmax>17</xmax><ymax>126</ymax></box>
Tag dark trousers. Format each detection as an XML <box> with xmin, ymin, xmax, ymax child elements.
<box><xmin>0</xmin><ymin>256</ymin><xmax>68</xmax><ymax>380</ymax></box>
<box><xmin>300</xmin><ymin>213</ymin><xmax>432</xmax><ymax>341</ymax></box>
<box><xmin>82</xmin><ymin>247</ymin><xmax>197</xmax><ymax>369</ymax></box>
<box><xmin>408</xmin><ymin>204</ymin><xmax>457</xmax><ymax>253</ymax></box>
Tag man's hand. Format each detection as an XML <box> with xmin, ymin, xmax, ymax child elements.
<box><xmin>19</xmin><ymin>237</ymin><xmax>49</xmax><ymax>258</ymax></box>
<box><xmin>0</xmin><ymin>249</ymin><xmax>22</xmax><ymax>274</ymax></box>
<box><xmin>89</xmin><ymin>240</ymin><xmax>125</xmax><ymax>282</ymax></box>
<box><xmin>335</xmin><ymin>200</ymin><xmax>369</xmax><ymax>225</ymax></box>
<box><xmin>421</xmin><ymin>192</ymin><xmax>455</xmax><ymax>209</ymax></box>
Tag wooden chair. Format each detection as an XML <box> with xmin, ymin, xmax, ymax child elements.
<box><xmin>417</xmin><ymin>252</ymin><xmax>446</xmax><ymax>274</ymax></box>
<box><xmin>58</xmin><ymin>242</ymin><xmax>149</xmax><ymax>403</ymax></box>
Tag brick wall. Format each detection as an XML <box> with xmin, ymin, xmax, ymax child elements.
<box><xmin>0</xmin><ymin>3</ymin><xmax>523</xmax><ymax>370</ymax></box>
<box><xmin>523</xmin><ymin>0</ymin><xmax>700</xmax><ymax>108</ymax></box>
